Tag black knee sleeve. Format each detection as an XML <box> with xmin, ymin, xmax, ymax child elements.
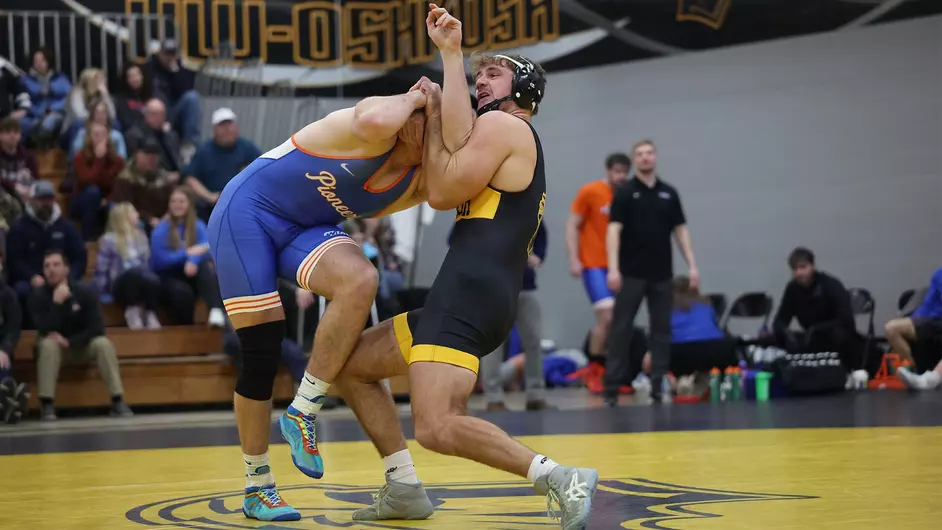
<box><xmin>234</xmin><ymin>321</ymin><xmax>284</xmax><ymax>401</ymax></box>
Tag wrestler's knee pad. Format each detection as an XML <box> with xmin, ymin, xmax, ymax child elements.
<box><xmin>234</xmin><ymin>321</ymin><xmax>284</xmax><ymax>401</ymax></box>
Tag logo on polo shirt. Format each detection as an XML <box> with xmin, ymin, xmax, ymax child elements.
<box><xmin>658</xmin><ymin>191</ymin><xmax>672</xmax><ymax>200</ymax></box>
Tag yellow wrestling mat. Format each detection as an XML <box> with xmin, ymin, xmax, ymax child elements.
<box><xmin>4</xmin><ymin>427</ymin><xmax>938</xmax><ymax>529</ymax></box>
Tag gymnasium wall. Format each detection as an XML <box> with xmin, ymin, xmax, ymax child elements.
<box><xmin>406</xmin><ymin>15</ymin><xmax>942</xmax><ymax>346</ymax></box>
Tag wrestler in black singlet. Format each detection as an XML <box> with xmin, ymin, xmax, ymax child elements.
<box><xmin>392</xmin><ymin>119</ymin><xmax>546</xmax><ymax>374</ymax></box>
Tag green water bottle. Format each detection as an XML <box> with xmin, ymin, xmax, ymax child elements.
<box><xmin>709</xmin><ymin>367</ymin><xmax>722</xmax><ymax>403</ymax></box>
<box><xmin>730</xmin><ymin>368</ymin><xmax>742</xmax><ymax>401</ymax></box>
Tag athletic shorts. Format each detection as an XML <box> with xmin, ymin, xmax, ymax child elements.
<box><xmin>913</xmin><ymin>317</ymin><xmax>942</xmax><ymax>342</ymax></box>
<box><xmin>582</xmin><ymin>267</ymin><xmax>614</xmax><ymax>306</ymax></box>
<box><xmin>207</xmin><ymin>169</ymin><xmax>357</xmax><ymax>319</ymax></box>
<box><xmin>392</xmin><ymin>308</ymin><xmax>508</xmax><ymax>375</ymax></box>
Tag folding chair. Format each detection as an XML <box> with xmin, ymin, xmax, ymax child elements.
<box><xmin>704</xmin><ymin>293</ymin><xmax>728</xmax><ymax>324</ymax></box>
<box><xmin>848</xmin><ymin>287</ymin><xmax>876</xmax><ymax>371</ymax></box>
<box><xmin>720</xmin><ymin>292</ymin><xmax>773</xmax><ymax>336</ymax></box>
<box><xmin>898</xmin><ymin>287</ymin><xmax>928</xmax><ymax>317</ymax></box>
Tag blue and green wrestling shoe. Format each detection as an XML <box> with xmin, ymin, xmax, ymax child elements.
<box><xmin>279</xmin><ymin>405</ymin><xmax>325</xmax><ymax>479</ymax></box>
<box><xmin>242</xmin><ymin>484</ymin><xmax>301</xmax><ymax>521</ymax></box>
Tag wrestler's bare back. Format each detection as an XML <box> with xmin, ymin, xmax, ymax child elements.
<box><xmin>293</xmin><ymin>107</ymin><xmax>429</xmax><ymax>211</ymax></box>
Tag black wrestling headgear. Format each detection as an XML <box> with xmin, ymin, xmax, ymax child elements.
<box><xmin>476</xmin><ymin>54</ymin><xmax>545</xmax><ymax>116</ymax></box>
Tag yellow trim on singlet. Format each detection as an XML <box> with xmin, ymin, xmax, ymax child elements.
<box><xmin>393</xmin><ymin>313</ymin><xmax>414</xmax><ymax>357</ymax></box>
<box><xmin>409</xmin><ymin>345</ymin><xmax>480</xmax><ymax>374</ymax></box>
<box><xmin>456</xmin><ymin>186</ymin><xmax>501</xmax><ymax>221</ymax></box>
<box><xmin>392</xmin><ymin>313</ymin><xmax>480</xmax><ymax>374</ymax></box>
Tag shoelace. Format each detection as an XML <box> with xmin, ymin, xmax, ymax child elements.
<box><xmin>258</xmin><ymin>486</ymin><xmax>286</xmax><ymax>507</ymax></box>
<box><xmin>545</xmin><ymin>488</ymin><xmax>561</xmax><ymax>523</ymax></box>
<box><xmin>370</xmin><ymin>485</ymin><xmax>390</xmax><ymax>506</ymax></box>
<box><xmin>300</xmin><ymin>415</ymin><xmax>318</xmax><ymax>450</ymax></box>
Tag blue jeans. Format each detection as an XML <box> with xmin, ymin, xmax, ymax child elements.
<box><xmin>170</xmin><ymin>90</ymin><xmax>202</xmax><ymax>144</ymax></box>
<box><xmin>20</xmin><ymin>112</ymin><xmax>64</xmax><ymax>140</ymax></box>
<box><xmin>70</xmin><ymin>186</ymin><xmax>107</xmax><ymax>241</ymax></box>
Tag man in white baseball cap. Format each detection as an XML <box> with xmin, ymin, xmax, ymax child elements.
<box><xmin>185</xmin><ymin>107</ymin><xmax>262</xmax><ymax>221</ymax></box>
<box><xmin>212</xmin><ymin>107</ymin><xmax>237</xmax><ymax>126</ymax></box>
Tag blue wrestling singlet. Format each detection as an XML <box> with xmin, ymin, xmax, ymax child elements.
<box><xmin>207</xmin><ymin>136</ymin><xmax>418</xmax><ymax>319</ymax></box>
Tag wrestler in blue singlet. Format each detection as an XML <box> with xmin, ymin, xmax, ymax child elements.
<box><xmin>207</xmin><ymin>135</ymin><xmax>417</xmax><ymax>319</ymax></box>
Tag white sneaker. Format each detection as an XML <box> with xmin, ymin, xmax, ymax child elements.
<box><xmin>897</xmin><ymin>367</ymin><xmax>942</xmax><ymax>391</ymax></box>
<box><xmin>144</xmin><ymin>311</ymin><xmax>162</xmax><ymax>329</ymax></box>
<box><xmin>124</xmin><ymin>306</ymin><xmax>144</xmax><ymax>330</ymax></box>
<box><xmin>208</xmin><ymin>308</ymin><xmax>226</xmax><ymax>328</ymax></box>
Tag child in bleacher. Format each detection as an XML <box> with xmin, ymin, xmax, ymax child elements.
<box><xmin>93</xmin><ymin>203</ymin><xmax>160</xmax><ymax>330</ymax></box>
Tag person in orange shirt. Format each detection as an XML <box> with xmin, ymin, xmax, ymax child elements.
<box><xmin>566</xmin><ymin>153</ymin><xmax>630</xmax><ymax>359</ymax></box>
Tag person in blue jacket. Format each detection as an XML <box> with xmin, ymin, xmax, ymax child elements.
<box><xmin>18</xmin><ymin>47</ymin><xmax>71</xmax><ymax>145</ymax></box>
<box><xmin>639</xmin><ymin>275</ymin><xmax>737</xmax><ymax>377</ymax></box>
<box><xmin>150</xmin><ymin>186</ymin><xmax>225</xmax><ymax>327</ymax></box>
<box><xmin>893</xmin><ymin>266</ymin><xmax>942</xmax><ymax>390</ymax></box>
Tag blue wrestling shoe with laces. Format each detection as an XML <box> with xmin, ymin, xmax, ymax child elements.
<box><xmin>279</xmin><ymin>404</ymin><xmax>325</xmax><ymax>479</ymax></box>
<box><xmin>242</xmin><ymin>484</ymin><xmax>301</xmax><ymax>521</ymax></box>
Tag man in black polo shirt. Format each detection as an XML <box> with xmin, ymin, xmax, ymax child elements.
<box><xmin>604</xmin><ymin>139</ymin><xmax>699</xmax><ymax>404</ymax></box>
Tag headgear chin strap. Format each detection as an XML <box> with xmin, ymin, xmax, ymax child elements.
<box><xmin>476</xmin><ymin>54</ymin><xmax>545</xmax><ymax>117</ymax></box>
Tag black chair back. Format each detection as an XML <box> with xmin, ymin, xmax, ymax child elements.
<box><xmin>849</xmin><ymin>288</ymin><xmax>875</xmax><ymax>316</ymax></box>
<box><xmin>705</xmin><ymin>293</ymin><xmax>728</xmax><ymax>322</ymax></box>
<box><xmin>721</xmin><ymin>292</ymin><xmax>773</xmax><ymax>333</ymax></box>
<box><xmin>848</xmin><ymin>287</ymin><xmax>876</xmax><ymax>374</ymax></box>
<box><xmin>898</xmin><ymin>289</ymin><xmax>916</xmax><ymax>312</ymax></box>
<box><xmin>898</xmin><ymin>287</ymin><xmax>928</xmax><ymax>317</ymax></box>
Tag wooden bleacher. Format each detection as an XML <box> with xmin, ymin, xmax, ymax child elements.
<box><xmin>15</xmin><ymin>149</ymin><xmax>409</xmax><ymax>412</ymax></box>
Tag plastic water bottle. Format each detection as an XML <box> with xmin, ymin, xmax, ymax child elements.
<box><xmin>709</xmin><ymin>367</ymin><xmax>722</xmax><ymax>403</ymax></box>
<box><xmin>730</xmin><ymin>368</ymin><xmax>742</xmax><ymax>401</ymax></box>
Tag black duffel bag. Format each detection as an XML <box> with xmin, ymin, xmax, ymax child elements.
<box><xmin>772</xmin><ymin>352</ymin><xmax>847</xmax><ymax>396</ymax></box>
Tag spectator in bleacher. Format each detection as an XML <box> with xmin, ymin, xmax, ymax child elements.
<box><xmin>889</xmin><ymin>266</ymin><xmax>942</xmax><ymax>391</ymax></box>
<box><xmin>18</xmin><ymin>47</ymin><xmax>71</xmax><ymax>146</ymax></box>
<box><xmin>150</xmin><ymin>187</ymin><xmax>225</xmax><ymax>327</ymax></box>
<box><xmin>0</xmin><ymin>116</ymin><xmax>37</xmax><ymax>199</ymax></box>
<box><xmin>71</xmin><ymin>121</ymin><xmax>126</xmax><ymax>241</ymax></box>
<box><xmin>0</xmin><ymin>253</ymin><xmax>22</xmax><ymax>382</ymax></box>
<box><xmin>0</xmin><ymin>253</ymin><xmax>27</xmax><ymax>424</ymax></box>
<box><xmin>6</xmin><ymin>181</ymin><xmax>86</xmax><ymax>319</ymax></box>
<box><xmin>62</xmin><ymin>68</ymin><xmax>117</xmax><ymax>146</ymax></box>
<box><xmin>94</xmin><ymin>203</ymin><xmax>161</xmax><ymax>330</ymax></box>
<box><xmin>69</xmin><ymin>98</ymin><xmax>128</xmax><ymax>160</ymax></box>
<box><xmin>125</xmin><ymin>98</ymin><xmax>182</xmax><ymax>174</ymax></box>
<box><xmin>773</xmin><ymin>247</ymin><xmax>861</xmax><ymax>371</ymax></box>
<box><xmin>144</xmin><ymin>39</ymin><xmax>201</xmax><ymax>160</ymax></box>
<box><xmin>114</xmin><ymin>64</ymin><xmax>152</xmax><ymax>132</ymax></box>
<box><xmin>110</xmin><ymin>137</ymin><xmax>177</xmax><ymax>229</ymax></box>
<box><xmin>30</xmin><ymin>249</ymin><xmax>132</xmax><ymax>420</ymax></box>
<box><xmin>0</xmin><ymin>117</ymin><xmax>33</xmax><ymax>227</ymax></box>
<box><xmin>184</xmin><ymin>108</ymin><xmax>261</xmax><ymax>221</ymax></box>
<box><xmin>0</xmin><ymin>57</ymin><xmax>31</xmax><ymax>121</ymax></box>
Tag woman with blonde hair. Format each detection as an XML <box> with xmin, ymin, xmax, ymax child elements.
<box><xmin>151</xmin><ymin>187</ymin><xmax>225</xmax><ymax>327</ymax></box>
<box><xmin>93</xmin><ymin>202</ymin><xmax>161</xmax><ymax>329</ymax></box>
<box><xmin>63</xmin><ymin>68</ymin><xmax>116</xmax><ymax>139</ymax></box>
